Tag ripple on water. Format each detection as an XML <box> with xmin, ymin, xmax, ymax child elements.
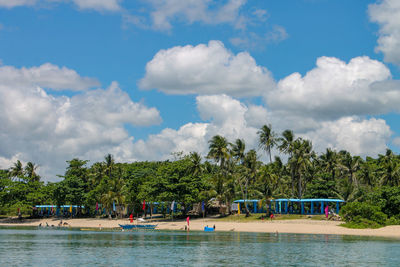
<box><xmin>0</xmin><ymin>228</ymin><xmax>400</xmax><ymax>266</ymax></box>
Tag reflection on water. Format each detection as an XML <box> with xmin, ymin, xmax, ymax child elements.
<box><xmin>1</xmin><ymin>228</ymin><xmax>400</xmax><ymax>266</ymax></box>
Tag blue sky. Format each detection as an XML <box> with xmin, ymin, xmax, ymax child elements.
<box><xmin>1</xmin><ymin>0</ymin><xmax>400</xmax><ymax>180</ymax></box>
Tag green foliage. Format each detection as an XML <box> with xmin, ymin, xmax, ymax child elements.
<box><xmin>1</xmin><ymin>130</ymin><xmax>400</xmax><ymax>223</ymax></box>
<box><xmin>304</xmin><ymin>178</ymin><xmax>336</xmax><ymax>199</ymax></box>
<box><xmin>340</xmin><ymin>202</ymin><xmax>387</xmax><ymax>227</ymax></box>
<box><xmin>368</xmin><ymin>186</ymin><xmax>400</xmax><ymax>218</ymax></box>
<box><xmin>341</xmin><ymin>218</ymin><xmax>382</xmax><ymax>229</ymax></box>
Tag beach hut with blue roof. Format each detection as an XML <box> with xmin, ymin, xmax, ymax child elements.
<box><xmin>269</xmin><ymin>199</ymin><xmax>345</xmax><ymax>215</ymax></box>
<box><xmin>233</xmin><ymin>199</ymin><xmax>345</xmax><ymax>215</ymax></box>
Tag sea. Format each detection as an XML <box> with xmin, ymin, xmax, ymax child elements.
<box><xmin>1</xmin><ymin>227</ymin><xmax>400</xmax><ymax>266</ymax></box>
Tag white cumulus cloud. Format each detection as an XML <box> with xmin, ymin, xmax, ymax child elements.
<box><xmin>0</xmin><ymin>63</ymin><xmax>161</xmax><ymax>180</ymax></box>
<box><xmin>0</xmin><ymin>63</ymin><xmax>100</xmax><ymax>91</ymax></box>
<box><xmin>303</xmin><ymin>116</ymin><xmax>391</xmax><ymax>156</ymax></box>
<box><xmin>267</xmin><ymin>56</ymin><xmax>400</xmax><ymax>120</ymax></box>
<box><xmin>130</xmin><ymin>94</ymin><xmax>270</xmax><ymax>161</ymax></box>
<box><xmin>369</xmin><ymin>0</ymin><xmax>400</xmax><ymax>65</ymax></box>
<box><xmin>128</xmin><ymin>94</ymin><xmax>393</xmax><ymax>163</ymax></box>
<box><xmin>139</xmin><ymin>40</ymin><xmax>275</xmax><ymax>97</ymax></box>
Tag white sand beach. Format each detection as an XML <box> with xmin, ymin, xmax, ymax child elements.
<box><xmin>2</xmin><ymin>217</ymin><xmax>400</xmax><ymax>238</ymax></box>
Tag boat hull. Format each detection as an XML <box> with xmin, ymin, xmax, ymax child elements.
<box><xmin>119</xmin><ymin>224</ymin><xmax>157</xmax><ymax>230</ymax></box>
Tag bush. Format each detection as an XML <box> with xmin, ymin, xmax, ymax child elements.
<box><xmin>340</xmin><ymin>202</ymin><xmax>387</xmax><ymax>226</ymax></box>
<box><xmin>369</xmin><ymin>186</ymin><xmax>400</xmax><ymax>218</ymax></box>
<box><xmin>342</xmin><ymin>217</ymin><xmax>382</xmax><ymax>229</ymax></box>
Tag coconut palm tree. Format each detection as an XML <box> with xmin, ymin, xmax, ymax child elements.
<box><xmin>9</xmin><ymin>160</ymin><xmax>24</xmax><ymax>181</ymax></box>
<box><xmin>379</xmin><ymin>149</ymin><xmax>400</xmax><ymax>186</ymax></box>
<box><xmin>338</xmin><ymin>151</ymin><xmax>361</xmax><ymax>188</ymax></box>
<box><xmin>24</xmin><ymin>162</ymin><xmax>40</xmax><ymax>182</ymax></box>
<box><xmin>236</xmin><ymin>149</ymin><xmax>260</xmax><ymax>216</ymax></box>
<box><xmin>289</xmin><ymin>139</ymin><xmax>314</xmax><ymax>198</ymax></box>
<box><xmin>189</xmin><ymin>152</ymin><xmax>203</xmax><ymax>176</ymax></box>
<box><xmin>104</xmin><ymin>154</ymin><xmax>114</xmax><ymax>181</ymax></box>
<box><xmin>207</xmin><ymin>135</ymin><xmax>232</xmax><ymax>215</ymax></box>
<box><xmin>278</xmin><ymin>129</ymin><xmax>295</xmax><ymax>156</ymax></box>
<box><xmin>231</xmin><ymin>138</ymin><xmax>246</xmax><ymax>164</ymax></box>
<box><xmin>320</xmin><ymin>148</ymin><xmax>339</xmax><ymax>181</ymax></box>
<box><xmin>101</xmin><ymin>165</ymin><xmax>126</xmax><ymax>218</ymax></box>
<box><xmin>258</xmin><ymin>124</ymin><xmax>277</xmax><ymax>163</ymax></box>
<box><xmin>207</xmin><ymin>135</ymin><xmax>230</xmax><ymax>170</ymax></box>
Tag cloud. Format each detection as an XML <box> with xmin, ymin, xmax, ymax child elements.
<box><xmin>0</xmin><ymin>0</ymin><xmax>122</xmax><ymax>12</ymax></box>
<box><xmin>144</xmin><ymin>0</ymin><xmax>247</xmax><ymax>31</ymax></box>
<box><xmin>0</xmin><ymin>0</ymin><xmax>36</xmax><ymax>8</ymax></box>
<box><xmin>139</xmin><ymin>40</ymin><xmax>275</xmax><ymax>97</ymax></box>
<box><xmin>129</xmin><ymin>94</ymin><xmax>392</xmax><ymax>164</ymax></box>
<box><xmin>230</xmin><ymin>25</ymin><xmax>288</xmax><ymax>50</ymax></box>
<box><xmin>303</xmin><ymin>116</ymin><xmax>391</xmax><ymax>156</ymax></box>
<box><xmin>393</xmin><ymin>137</ymin><xmax>400</xmax><ymax>148</ymax></box>
<box><xmin>0</xmin><ymin>63</ymin><xmax>100</xmax><ymax>91</ymax></box>
<box><xmin>0</xmin><ymin>63</ymin><xmax>161</xmax><ymax>180</ymax></box>
<box><xmin>267</xmin><ymin>56</ymin><xmax>400</xmax><ymax>120</ymax></box>
<box><xmin>369</xmin><ymin>0</ymin><xmax>400</xmax><ymax>65</ymax></box>
<box><xmin>131</xmin><ymin>94</ymin><xmax>268</xmax><ymax>161</ymax></box>
<box><xmin>72</xmin><ymin>0</ymin><xmax>122</xmax><ymax>12</ymax></box>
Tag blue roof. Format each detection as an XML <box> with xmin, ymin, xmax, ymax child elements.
<box><xmin>35</xmin><ymin>205</ymin><xmax>84</xmax><ymax>208</ymax></box>
<box><xmin>233</xmin><ymin>199</ymin><xmax>261</xmax><ymax>203</ymax></box>
<box><xmin>270</xmin><ymin>199</ymin><xmax>345</xmax><ymax>203</ymax></box>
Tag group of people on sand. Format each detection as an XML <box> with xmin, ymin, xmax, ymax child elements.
<box><xmin>38</xmin><ymin>220</ymin><xmax>69</xmax><ymax>228</ymax></box>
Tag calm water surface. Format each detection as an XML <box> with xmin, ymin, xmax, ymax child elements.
<box><xmin>1</xmin><ymin>228</ymin><xmax>400</xmax><ymax>266</ymax></box>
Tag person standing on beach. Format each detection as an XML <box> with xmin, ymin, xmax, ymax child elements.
<box><xmin>325</xmin><ymin>205</ymin><xmax>329</xmax><ymax>219</ymax></box>
<box><xmin>186</xmin><ymin>216</ymin><xmax>190</xmax><ymax>231</ymax></box>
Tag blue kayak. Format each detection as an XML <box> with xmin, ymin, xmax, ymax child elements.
<box><xmin>204</xmin><ymin>226</ymin><xmax>214</xmax><ymax>232</ymax></box>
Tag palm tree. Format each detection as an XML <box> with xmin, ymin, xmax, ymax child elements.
<box><xmin>236</xmin><ymin>149</ymin><xmax>260</xmax><ymax>216</ymax></box>
<box><xmin>101</xmin><ymin>165</ymin><xmax>126</xmax><ymax>219</ymax></box>
<box><xmin>338</xmin><ymin>152</ymin><xmax>361</xmax><ymax>188</ymax></box>
<box><xmin>320</xmin><ymin>148</ymin><xmax>339</xmax><ymax>181</ymax></box>
<box><xmin>189</xmin><ymin>152</ymin><xmax>203</xmax><ymax>176</ymax></box>
<box><xmin>379</xmin><ymin>149</ymin><xmax>400</xmax><ymax>186</ymax></box>
<box><xmin>231</xmin><ymin>139</ymin><xmax>246</xmax><ymax>164</ymax></box>
<box><xmin>278</xmin><ymin>129</ymin><xmax>294</xmax><ymax>155</ymax></box>
<box><xmin>24</xmin><ymin>162</ymin><xmax>40</xmax><ymax>182</ymax></box>
<box><xmin>258</xmin><ymin>125</ymin><xmax>277</xmax><ymax>163</ymax></box>
<box><xmin>207</xmin><ymin>135</ymin><xmax>231</xmax><ymax>215</ymax></box>
<box><xmin>9</xmin><ymin>160</ymin><xmax>24</xmax><ymax>181</ymax></box>
<box><xmin>88</xmin><ymin>162</ymin><xmax>106</xmax><ymax>191</ymax></box>
<box><xmin>359</xmin><ymin>158</ymin><xmax>377</xmax><ymax>187</ymax></box>
<box><xmin>104</xmin><ymin>154</ymin><xmax>114</xmax><ymax>181</ymax></box>
<box><xmin>289</xmin><ymin>139</ymin><xmax>314</xmax><ymax>198</ymax></box>
<box><xmin>207</xmin><ymin>135</ymin><xmax>230</xmax><ymax>170</ymax></box>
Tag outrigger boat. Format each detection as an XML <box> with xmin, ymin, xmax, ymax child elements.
<box><xmin>119</xmin><ymin>224</ymin><xmax>157</xmax><ymax>230</ymax></box>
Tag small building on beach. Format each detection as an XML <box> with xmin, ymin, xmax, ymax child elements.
<box><xmin>233</xmin><ymin>198</ymin><xmax>345</xmax><ymax>215</ymax></box>
<box><xmin>269</xmin><ymin>198</ymin><xmax>345</xmax><ymax>215</ymax></box>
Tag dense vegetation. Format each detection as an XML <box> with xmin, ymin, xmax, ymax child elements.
<box><xmin>1</xmin><ymin>125</ymin><xmax>400</xmax><ymax>227</ymax></box>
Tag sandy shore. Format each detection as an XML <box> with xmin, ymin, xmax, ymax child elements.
<box><xmin>1</xmin><ymin>217</ymin><xmax>400</xmax><ymax>238</ymax></box>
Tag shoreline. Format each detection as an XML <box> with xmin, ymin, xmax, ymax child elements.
<box><xmin>1</xmin><ymin>217</ymin><xmax>400</xmax><ymax>239</ymax></box>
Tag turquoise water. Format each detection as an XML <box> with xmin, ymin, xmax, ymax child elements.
<box><xmin>1</xmin><ymin>228</ymin><xmax>400</xmax><ymax>266</ymax></box>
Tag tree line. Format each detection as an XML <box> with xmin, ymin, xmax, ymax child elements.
<box><xmin>1</xmin><ymin>125</ymin><xmax>400</xmax><ymax>227</ymax></box>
